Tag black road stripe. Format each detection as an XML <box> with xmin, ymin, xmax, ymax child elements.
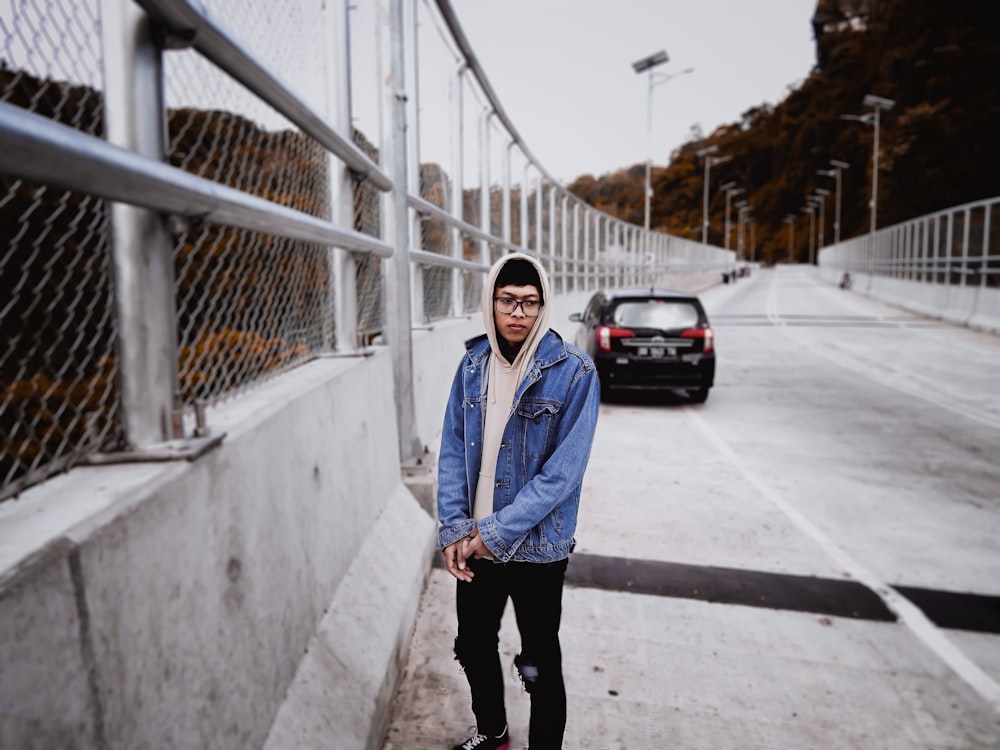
<box><xmin>566</xmin><ymin>554</ymin><xmax>895</xmax><ymax>622</ymax></box>
<box><xmin>892</xmin><ymin>585</ymin><xmax>1000</xmax><ymax>634</ymax></box>
<box><xmin>432</xmin><ymin>552</ymin><xmax>1000</xmax><ymax>633</ymax></box>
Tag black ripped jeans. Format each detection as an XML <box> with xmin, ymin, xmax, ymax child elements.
<box><xmin>454</xmin><ymin>555</ymin><xmax>569</xmax><ymax>750</ymax></box>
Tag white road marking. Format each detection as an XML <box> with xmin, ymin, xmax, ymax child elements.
<box><xmin>765</xmin><ymin>271</ymin><xmax>1000</xmax><ymax>431</ymax></box>
<box><xmin>687</xmin><ymin>405</ymin><xmax>1000</xmax><ymax>713</ymax></box>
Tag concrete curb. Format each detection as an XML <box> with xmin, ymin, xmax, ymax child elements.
<box><xmin>263</xmin><ymin>483</ymin><xmax>437</xmax><ymax>750</ymax></box>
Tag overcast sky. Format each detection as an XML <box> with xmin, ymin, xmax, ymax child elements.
<box><xmin>448</xmin><ymin>0</ymin><xmax>819</xmax><ymax>183</ymax></box>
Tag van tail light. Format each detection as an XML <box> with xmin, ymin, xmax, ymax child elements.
<box><xmin>597</xmin><ymin>326</ymin><xmax>635</xmax><ymax>352</ymax></box>
<box><xmin>681</xmin><ymin>327</ymin><xmax>714</xmax><ymax>354</ymax></box>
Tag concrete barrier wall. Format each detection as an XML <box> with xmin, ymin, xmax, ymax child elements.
<box><xmin>818</xmin><ymin>266</ymin><xmax>1000</xmax><ymax>334</ymax></box>
<box><xmin>0</xmin><ymin>351</ymin><xmax>435</xmax><ymax>750</ymax></box>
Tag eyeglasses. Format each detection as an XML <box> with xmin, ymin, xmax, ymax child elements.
<box><xmin>494</xmin><ymin>297</ymin><xmax>543</xmax><ymax>317</ymax></box>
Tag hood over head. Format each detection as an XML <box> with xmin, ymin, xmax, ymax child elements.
<box><xmin>481</xmin><ymin>252</ymin><xmax>552</xmax><ymax>368</ymax></box>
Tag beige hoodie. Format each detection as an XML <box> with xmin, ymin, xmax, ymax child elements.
<box><xmin>472</xmin><ymin>253</ymin><xmax>553</xmax><ymax>522</ymax></box>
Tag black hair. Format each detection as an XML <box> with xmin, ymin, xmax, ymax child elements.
<box><xmin>495</xmin><ymin>258</ymin><xmax>543</xmax><ymax>303</ymax></box>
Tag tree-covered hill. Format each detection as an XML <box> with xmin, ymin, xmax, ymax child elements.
<box><xmin>567</xmin><ymin>0</ymin><xmax>1000</xmax><ymax>264</ymax></box>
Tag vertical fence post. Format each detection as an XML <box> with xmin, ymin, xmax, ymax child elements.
<box><xmin>379</xmin><ymin>0</ymin><xmax>420</xmax><ymax>461</ymax></box>
<box><xmin>960</xmin><ymin>207</ymin><xmax>971</xmax><ymax>288</ymax></box>
<box><xmin>560</xmin><ymin>194</ymin><xmax>568</xmax><ymax>292</ymax></box>
<box><xmin>918</xmin><ymin>219</ymin><xmax>928</xmax><ymax>283</ymax></box>
<box><xmin>613</xmin><ymin>220</ymin><xmax>620</xmax><ymax>286</ymax></box>
<box><xmin>535</xmin><ymin>175</ymin><xmax>543</xmax><ymax>258</ymax></box>
<box><xmin>502</xmin><ymin>140</ymin><xmax>513</xmax><ymax>246</ymax></box>
<box><xmin>101</xmin><ymin>0</ymin><xmax>180</xmax><ymax>448</ymax></box>
<box><xmin>478</xmin><ymin>109</ymin><xmax>492</xmax><ymax>265</ymax></box>
<box><xmin>980</xmin><ymin>206</ymin><xmax>991</xmax><ymax>292</ymax></box>
<box><xmin>573</xmin><ymin>201</ymin><xmax>583</xmax><ymax>292</ymax></box>
<box><xmin>624</xmin><ymin>226</ymin><xmax>632</xmax><ymax>286</ymax></box>
<box><xmin>521</xmin><ymin>162</ymin><xmax>530</xmax><ymax>254</ymax></box>
<box><xmin>601</xmin><ymin>217</ymin><xmax>609</xmax><ymax>289</ymax></box>
<box><xmin>946</xmin><ymin>212</ymin><xmax>955</xmax><ymax>287</ymax></box>
<box><xmin>930</xmin><ymin>214</ymin><xmax>941</xmax><ymax>284</ymax></box>
<box><xmin>327</xmin><ymin>0</ymin><xmax>359</xmax><ymax>353</ymax></box>
<box><xmin>549</xmin><ymin>184</ymin><xmax>557</xmax><ymax>288</ymax></box>
<box><xmin>449</xmin><ymin>63</ymin><xmax>465</xmax><ymax>317</ymax></box>
<box><xmin>406</xmin><ymin>0</ymin><xmax>425</xmax><ymax>326</ymax></box>
<box><xmin>593</xmin><ymin>216</ymin><xmax>601</xmax><ymax>289</ymax></box>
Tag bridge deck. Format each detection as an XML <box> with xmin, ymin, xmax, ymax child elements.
<box><xmin>382</xmin><ymin>266</ymin><xmax>1000</xmax><ymax>749</ymax></box>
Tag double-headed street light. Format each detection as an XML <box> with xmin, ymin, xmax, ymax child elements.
<box><xmin>632</xmin><ymin>50</ymin><xmax>668</xmax><ymax>235</ymax></box>
<box><xmin>720</xmin><ymin>181</ymin><xmax>744</xmax><ymax>251</ymax></box>
<box><xmin>697</xmin><ymin>145</ymin><xmax>731</xmax><ymax>244</ymax></box>
<box><xmin>632</xmin><ymin>51</ymin><xmax>694</xmax><ymax>234</ymax></box>
<box><xmin>842</xmin><ymin>94</ymin><xmax>895</xmax><ymax>233</ymax></box>
<box><xmin>817</xmin><ymin>159</ymin><xmax>849</xmax><ymax>243</ymax></box>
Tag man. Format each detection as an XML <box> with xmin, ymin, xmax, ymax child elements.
<box><xmin>437</xmin><ymin>253</ymin><xmax>600</xmax><ymax>750</ymax></box>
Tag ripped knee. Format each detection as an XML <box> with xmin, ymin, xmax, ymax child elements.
<box><xmin>513</xmin><ymin>653</ymin><xmax>539</xmax><ymax>692</ymax></box>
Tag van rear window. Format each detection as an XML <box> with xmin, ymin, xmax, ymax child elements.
<box><xmin>611</xmin><ymin>300</ymin><xmax>699</xmax><ymax>329</ymax></box>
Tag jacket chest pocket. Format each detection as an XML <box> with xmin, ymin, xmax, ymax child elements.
<box><xmin>516</xmin><ymin>400</ymin><xmax>561</xmax><ymax>459</ymax></box>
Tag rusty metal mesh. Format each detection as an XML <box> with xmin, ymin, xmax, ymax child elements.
<box><xmin>0</xmin><ymin>0</ymin><xmax>121</xmax><ymax>500</ymax></box>
<box><xmin>162</xmin><ymin>2</ymin><xmax>337</xmax><ymax>405</ymax></box>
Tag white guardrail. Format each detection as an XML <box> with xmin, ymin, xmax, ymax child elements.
<box><xmin>819</xmin><ymin>196</ymin><xmax>1000</xmax><ymax>333</ymax></box>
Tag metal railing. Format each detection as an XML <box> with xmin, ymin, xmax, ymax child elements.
<box><xmin>819</xmin><ymin>196</ymin><xmax>1000</xmax><ymax>287</ymax></box>
<box><xmin>0</xmin><ymin>0</ymin><xmax>732</xmax><ymax>502</ymax></box>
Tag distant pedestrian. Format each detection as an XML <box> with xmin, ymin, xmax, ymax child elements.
<box><xmin>437</xmin><ymin>253</ymin><xmax>600</xmax><ymax>750</ymax></box>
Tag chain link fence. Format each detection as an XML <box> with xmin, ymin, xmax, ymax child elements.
<box><xmin>351</xmin><ymin>129</ymin><xmax>385</xmax><ymax>343</ymax></box>
<box><xmin>164</xmin><ymin>1</ymin><xmax>336</xmax><ymax>405</ymax></box>
<box><xmin>0</xmin><ymin>0</ymin><xmax>735</xmax><ymax>502</ymax></box>
<box><xmin>0</xmin><ymin>0</ymin><xmax>121</xmax><ymax>499</ymax></box>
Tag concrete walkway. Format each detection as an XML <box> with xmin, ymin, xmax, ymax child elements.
<box><xmin>380</xmin><ymin>270</ymin><xmax>1000</xmax><ymax>749</ymax></box>
<box><xmin>381</xmin><ymin>566</ymin><xmax>998</xmax><ymax>749</ymax></box>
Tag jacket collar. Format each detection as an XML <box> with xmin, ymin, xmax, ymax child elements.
<box><xmin>465</xmin><ymin>328</ymin><xmax>567</xmax><ymax>370</ymax></box>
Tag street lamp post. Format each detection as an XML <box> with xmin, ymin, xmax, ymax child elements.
<box><xmin>632</xmin><ymin>50</ymin><xmax>668</xmax><ymax>235</ymax></box>
<box><xmin>817</xmin><ymin>159</ymin><xmax>849</xmax><ymax>244</ymax></box>
<box><xmin>812</xmin><ymin>188</ymin><xmax>830</xmax><ymax>249</ymax></box>
<box><xmin>721</xmin><ymin>182</ymin><xmax>744</xmax><ymax>251</ymax></box>
<box><xmin>801</xmin><ymin>203</ymin><xmax>816</xmax><ymax>264</ymax></box>
<box><xmin>697</xmin><ymin>145</ymin><xmax>731</xmax><ymax>244</ymax></box>
<box><xmin>632</xmin><ymin>52</ymin><xmax>693</xmax><ymax>235</ymax></box>
<box><xmin>842</xmin><ymin>94</ymin><xmax>894</xmax><ymax>233</ymax></box>
<box><xmin>733</xmin><ymin>199</ymin><xmax>747</xmax><ymax>259</ymax></box>
<box><xmin>737</xmin><ymin>204</ymin><xmax>752</xmax><ymax>261</ymax></box>
<box><xmin>784</xmin><ymin>214</ymin><xmax>796</xmax><ymax>263</ymax></box>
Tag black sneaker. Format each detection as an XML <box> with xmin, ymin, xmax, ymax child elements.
<box><xmin>451</xmin><ymin>726</ymin><xmax>510</xmax><ymax>750</ymax></box>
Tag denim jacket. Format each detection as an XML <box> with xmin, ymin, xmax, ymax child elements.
<box><xmin>437</xmin><ymin>329</ymin><xmax>600</xmax><ymax>563</ymax></box>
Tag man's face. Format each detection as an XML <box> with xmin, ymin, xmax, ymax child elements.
<box><xmin>494</xmin><ymin>283</ymin><xmax>540</xmax><ymax>348</ymax></box>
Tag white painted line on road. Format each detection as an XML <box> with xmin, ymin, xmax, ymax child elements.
<box><xmin>765</xmin><ymin>270</ymin><xmax>1000</xmax><ymax>431</ymax></box>
<box><xmin>765</xmin><ymin>273</ymin><xmax>787</xmax><ymax>328</ymax></box>
<box><xmin>686</xmin><ymin>407</ymin><xmax>1000</xmax><ymax>714</ymax></box>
